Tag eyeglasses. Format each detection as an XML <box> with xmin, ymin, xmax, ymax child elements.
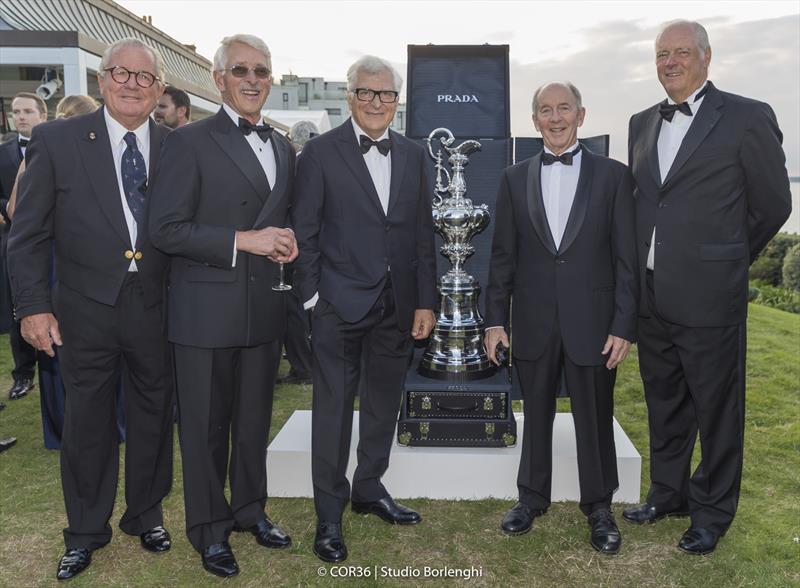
<box><xmin>352</xmin><ymin>88</ymin><xmax>399</xmax><ymax>104</ymax></box>
<box><xmin>219</xmin><ymin>65</ymin><xmax>272</xmax><ymax>79</ymax></box>
<box><xmin>103</xmin><ymin>66</ymin><xmax>160</xmax><ymax>88</ymax></box>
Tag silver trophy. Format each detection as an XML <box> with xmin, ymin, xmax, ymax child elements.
<box><xmin>418</xmin><ymin>128</ymin><xmax>493</xmax><ymax>380</ymax></box>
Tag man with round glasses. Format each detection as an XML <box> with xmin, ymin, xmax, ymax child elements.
<box><xmin>292</xmin><ymin>55</ymin><xmax>436</xmax><ymax>563</ymax></box>
<box><xmin>150</xmin><ymin>33</ymin><xmax>296</xmax><ymax>578</ymax></box>
<box><xmin>8</xmin><ymin>38</ymin><xmax>174</xmax><ymax>581</ymax></box>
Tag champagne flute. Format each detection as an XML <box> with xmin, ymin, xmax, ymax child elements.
<box><xmin>272</xmin><ymin>261</ymin><xmax>292</xmax><ymax>291</ymax></box>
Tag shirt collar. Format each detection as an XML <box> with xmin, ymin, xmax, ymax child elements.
<box><xmin>543</xmin><ymin>140</ymin><xmax>580</xmax><ymax>157</ymax></box>
<box><xmin>666</xmin><ymin>81</ymin><xmax>708</xmax><ymax>113</ymax></box>
<box><xmin>223</xmin><ymin>103</ymin><xmax>264</xmax><ymax>127</ymax></box>
<box><xmin>104</xmin><ymin>107</ymin><xmax>150</xmax><ymax>147</ymax></box>
<box><xmin>18</xmin><ymin>134</ymin><xmax>30</xmax><ymax>143</ymax></box>
<box><xmin>351</xmin><ymin>118</ymin><xmax>389</xmax><ymax>144</ymax></box>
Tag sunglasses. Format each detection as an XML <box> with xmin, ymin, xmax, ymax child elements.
<box><xmin>219</xmin><ymin>65</ymin><xmax>272</xmax><ymax>79</ymax></box>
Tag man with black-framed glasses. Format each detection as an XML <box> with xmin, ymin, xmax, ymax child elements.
<box><xmin>8</xmin><ymin>38</ymin><xmax>174</xmax><ymax>581</ymax></box>
<box><xmin>292</xmin><ymin>55</ymin><xmax>437</xmax><ymax>564</ymax></box>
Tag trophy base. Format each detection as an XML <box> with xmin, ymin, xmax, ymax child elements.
<box><xmin>417</xmin><ymin>360</ymin><xmax>495</xmax><ymax>381</ymax></box>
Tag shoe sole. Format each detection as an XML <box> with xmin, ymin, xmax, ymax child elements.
<box><xmin>500</xmin><ymin>525</ymin><xmax>532</xmax><ymax>537</ymax></box>
<box><xmin>622</xmin><ymin>511</ymin><xmax>690</xmax><ymax>525</ymax></box>
<box><xmin>590</xmin><ymin>540</ymin><xmax>621</xmax><ymax>555</ymax></box>
<box><xmin>313</xmin><ymin>547</ymin><xmax>347</xmax><ymax>563</ymax></box>
<box><xmin>678</xmin><ymin>544</ymin><xmax>715</xmax><ymax>556</ymax></box>
<box><xmin>202</xmin><ymin>565</ymin><xmax>239</xmax><ymax>578</ymax></box>
<box><xmin>351</xmin><ymin>508</ymin><xmax>421</xmax><ymax>525</ymax></box>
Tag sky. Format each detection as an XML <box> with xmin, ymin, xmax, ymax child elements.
<box><xmin>117</xmin><ymin>0</ymin><xmax>800</xmax><ymax>174</ymax></box>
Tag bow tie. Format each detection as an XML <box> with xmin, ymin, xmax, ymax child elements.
<box><xmin>359</xmin><ymin>135</ymin><xmax>391</xmax><ymax>156</ymax></box>
<box><xmin>238</xmin><ymin>118</ymin><xmax>273</xmax><ymax>142</ymax></box>
<box><xmin>659</xmin><ymin>83</ymin><xmax>709</xmax><ymax>122</ymax></box>
<box><xmin>18</xmin><ymin>138</ymin><xmax>29</xmax><ymax>148</ymax></box>
<box><xmin>541</xmin><ymin>144</ymin><xmax>581</xmax><ymax>166</ymax></box>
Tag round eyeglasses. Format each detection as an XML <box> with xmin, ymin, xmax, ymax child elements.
<box><xmin>103</xmin><ymin>66</ymin><xmax>160</xmax><ymax>88</ymax></box>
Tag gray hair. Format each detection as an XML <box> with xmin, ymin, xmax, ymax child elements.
<box><xmin>531</xmin><ymin>81</ymin><xmax>583</xmax><ymax>114</ymax></box>
<box><xmin>213</xmin><ymin>34</ymin><xmax>271</xmax><ymax>72</ymax></box>
<box><xmin>656</xmin><ymin>20</ymin><xmax>711</xmax><ymax>58</ymax></box>
<box><xmin>100</xmin><ymin>38</ymin><xmax>165</xmax><ymax>80</ymax></box>
<box><xmin>346</xmin><ymin>55</ymin><xmax>403</xmax><ymax>92</ymax></box>
<box><xmin>289</xmin><ymin>120</ymin><xmax>320</xmax><ymax>150</ymax></box>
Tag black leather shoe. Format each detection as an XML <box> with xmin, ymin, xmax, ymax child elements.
<box><xmin>352</xmin><ymin>496</ymin><xmax>421</xmax><ymax>525</ymax></box>
<box><xmin>500</xmin><ymin>502</ymin><xmax>544</xmax><ymax>536</ymax></box>
<box><xmin>678</xmin><ymin>527</ymin><xmax>719</xmax><ymax>555</ymax></box>
<box><xmin>57</xmin><ymin>548</ymin><xmax>91</xmax><ymax>580</ymax></box>
<box><xmin>202</xmin><ymin>542</ymin><xmax>239</xmax><ymax>578</ymax></box>
<box><xmin>277</xmin><ymin>371</ymin><xmax>312</xmax><ymax>385</ymax></box>
<box><xmin>0</xmin><ymin>402</ymin><xmax>5</xmax><ymax>411</ymax></box>
<box><xmin>0</xmin><ymin>437</ymin><xmax>17</xmax><ymax>453</ymax></box>
<box><xmin>313</xmin><ymin>521</ymin><xmax>347</xmax><ymax>563</ymax></box>
<box><xmin>588</xmin><ymin>509</ymin><xmax>622</xmax><ymax>555</ymax></box>
<box><xmin>235</xmin><ymin>518</ymin><xmax>292</xmax><ymax>549</ymax></box>
<box><xmin>8</xmin><ymin>378</ymin><xmax>33</xmax><ymax>400</ymax></box>
<box><xmin>622</xmin><ymin>502</ymin><xmax>689</xmax><ymax>525</ymax></box>
<box><xmin>140</xmin><ymin>525</ymin><xmax>171</xmax><ymax>553</ymax></box>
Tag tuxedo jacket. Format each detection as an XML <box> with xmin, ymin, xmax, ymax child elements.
<box><xmin>485</xmin><ymin>148</ymin><xmax>638</xmax><ymax>366</ymax></box>
<box><xmin>291</xmin><ymin>119</ymin><xmax>437</xmax><ymax>329</ymax></box>
<box><xmin>8</xmin><ymin>108</ymin><xmax>170</xmax><ymax>319</ymax></box>
<box><xmin>0</xmin><ymin>138</ymin><xmax>22</xmax><ymax>224</ymax></box>
<box><xmin>148</xmin><ymin>108</ymin><xmax>295</xmax><ymax>348</ymax></box>
<box><xmin>628</xmin><ymin>81</ymin><xmax>791</xmax><ymax>327</ymax></box>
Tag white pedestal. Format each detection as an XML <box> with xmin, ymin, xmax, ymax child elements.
<box><xmin>267</xmin><ymin>410</ymin><xmax>641</xmax><ymax>502</ymax></box>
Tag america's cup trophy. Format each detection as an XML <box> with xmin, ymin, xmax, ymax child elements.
<box><xmin>418</xmin><ymin>128</ymin><xmax>493</xmax><ymax>380</ymax></box>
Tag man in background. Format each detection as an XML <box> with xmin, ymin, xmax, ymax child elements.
<box><xmin>154</xmin><ymin>85</ymin><xmax>190</xmax><ymax>129</ymax></box>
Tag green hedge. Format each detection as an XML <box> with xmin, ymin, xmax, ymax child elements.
<box><xmin>750</xmin><ymin>232</ymin><xmax>800</xmax><ymax>285</ymax></box>
<box><xmin>749</xmin><ymin>280</ymin><xmax>800</xmax><ymax>314</ymax></box>
<box><xmin>782</xmin><ymin>243</ymin><xmax>800</xmax><ymax>292</ymax></box>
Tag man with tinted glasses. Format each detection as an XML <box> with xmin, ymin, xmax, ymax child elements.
<box><xmin>8</xmin><ymin>38</ymin><xmax>174</xmax><ymax>581</ymax></box>
<box><xmin>292</xmin><ymin>55</ymin><xmax>437</xmax><ymax>564</ymax></box>
<box><xmin>150</xmin><ymin>34</ymin><xmax>296</xmax><ymax>578</ymax></box>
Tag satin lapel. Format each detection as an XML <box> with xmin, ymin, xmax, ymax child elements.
<box><xmin>644</xmin><ymin>106</ymin><xmax>663</xmax><ymax>188</ymax></box>
<box><xmin>334</xmin><ymin>122</ymin><xmax>386</xmax><ymax>217</ymax></box>
<box><xmin>253</xmin><ymin>135</ymin><xmax>289</xmax><ymax>228</ymax></box>
<box><xmin>76</xmin><ymin>108</ymin><xmax>130</xmax><ymax>244</ymax></box>
<box><xmin>209</xmin><ymin>109</ymin><xmax>270</xmax><ymax>199</ymax></box>
<box><xmin>526</xmin><ymin>153</ymin><xmax>558</xmax><ymax>255</ymax></box>
<box><xmin>558</xmin><ymin>149</ymin><xmax>594</xmax><ymax>255</ymax></box>
<box><xmin>386</xmin><ymin>129</ymin><xmax>407</xmax><ymax>216</ymax></box>
<box><xmin>662</xmin><ymin>83</ymin><xmax>723</xmax><ymax>188</ymax></box>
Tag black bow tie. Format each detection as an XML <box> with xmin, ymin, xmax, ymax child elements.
<box><xmin>18</xmin><ymin>138</ymin><xmax>29</xmax><ymax>148</ymax></box>
<box><xmin>359</xmin><ymin>135</ymin><xmax>391</xmax><ymax>156</ymax></box>
<box><xmin>541</xmin><ymin>144</ymin><xmax>581</xmax><ymax>166</ymax></box>
<box><xmin>238</xmin><ymin>118</ymin><xmax>273</xmax><ymax>142</ymax></box>
<box><xmin>659</xmin><ymin>84</ymin><xmax>709</xmax><ymax>122</ymax></box>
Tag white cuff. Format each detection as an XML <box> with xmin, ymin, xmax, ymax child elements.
<box><xmin>303</xmin><ymin>292</ymin><xmax>319</xmax><ymax>310</ymax></box>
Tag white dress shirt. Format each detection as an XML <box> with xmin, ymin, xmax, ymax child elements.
<box><xmin>104</xmin><ymin>108</ymin><xmax>149</xmax><ymax>271</ymax></box>
<box><xmin>223</xmin><ymin>103</ymin><xmax>277</xmax><ymax>267</ymax></box>
<box><xmin>542</xmin><ymin>141</ymin><xmax>581</xmax><ymax>250</ymax></box>
<box><xmin>18</xmin><ymin>135</ymin><xmax>29</xmax><ymax>158</ymax></box>
<box><xmin>648</xmin><ymin>83</ymin><xmax>707</xmax><ymax>270</ymax></box>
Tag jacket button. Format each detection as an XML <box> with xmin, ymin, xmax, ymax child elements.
<box><xmin>241</xmin><ymin>200</ymin><xmax>248</xmax><ymax>206</ymax></box>
<box><xmin>124</xmin><ymin>250</ymin><xmax>134</xmax><ymax>259</ymax></box>
<box><xmin>134</xmin><ymin>251</ymin><xmax>143</xmax><ymax>261</ymax></box>
<box><xmin>250</xmin><ymin>275</ymin><xmax>256</xmax><ymax>282</ymax></box>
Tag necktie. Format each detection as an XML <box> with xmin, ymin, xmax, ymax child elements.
<box><xmin>239</xmin><ymin>117</ymin><xmax>273</xmax><ymax>142</ymax></box>
<box><xmin>659</xmin><ymin>84</ymin><xmax>709</xmax><ymax>122</ymax></box>
<box><xmin>359</xmin><ymin>135</ymin><xmax>391</xmax><ymax>156</ymax></box>
<box><xmin>121</xmin><ymin>132</ymin><xmax>147</xmax><ymax>226</ymax></box>
<box><xmin>541</xmin><ymin>144</ymin><xmax>581</xmax><ymax>166</ymax></box>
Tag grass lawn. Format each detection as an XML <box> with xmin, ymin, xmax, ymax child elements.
<box><xmin>0</xmin><ymin>303</ymin><xmax>797</xmax><ymax>587</ymax></box>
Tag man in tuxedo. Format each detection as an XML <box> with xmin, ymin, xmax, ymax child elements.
<box><xmin>484</xmin><ymin>81</ymin><xmax>638</xmax><ymax>555</ymax></box>
<box><xmin>624</xmin><ymin>20</ymin><xmax>791</xmax><ymax>555</ymax></box>
<box><xmin>292</xmin><ymin>55</ymin><xmax>437</xmax><ymax>564</ymax></box>
<box><xmin>149</xmin><ymin>33</ymin><xmax>296</xmax><ymax>578</ymax></box>
<box><xmin>1</xmin><ymin>93</ymin><xmax>47</xmax><ymax>399</ymax></box>
<box><xmin>8</xmin><ymin>39</ymin><xmax>174</xmax><ymax>580</ymax></box>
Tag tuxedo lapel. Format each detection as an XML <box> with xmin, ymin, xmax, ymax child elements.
<box><xmin>209</xmin><ymin>108</ymin><xmax>270</xmax><ymax>200</ymax></box>
<box><xmin>76</xmin><ymin>108</ymin><xmax>130</xmax><ymax>245</ymax></box>
<box><xmin>558</xmin><ymin>148</ymin><xmax>594</xmax><ymax>255</ymax></box>
<box><xmin>526</xmin><ymin>153</ymin><xmax>558</xmax><ymax>255</ymax></box>
<box><xmin>662</xmin><ymin>82</ymin><xmax>723</xmax><ymax>188</ymax></box>
<box><xmin>335</xmin><ymin>121</ymin><xmax>386</xmax><ymax>218</ymax></box>
<box><xmin>253</xmin><ymin>135</ymin><xmax>289</xmax><ymax>228</ymax></box>
<box><xmin>386</xmin><ymin>129</ymin><xmax>407</xmax><ymax>216</ymax></box>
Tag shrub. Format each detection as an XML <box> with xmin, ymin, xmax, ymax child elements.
<box><xmin>750</xmin><ymin>280</ymin><xmax>800</xmax><ymax>314</ymax></box>
<box><xmin>782</xmin><ymin>243</ymin><xmax>800</xmax><ymax>292</ymax></box>
<box><xmin>750</xmin><ymin>233</ymin><xmax>800</xmax><ymax>285</ymax></box>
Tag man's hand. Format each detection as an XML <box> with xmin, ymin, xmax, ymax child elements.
<box><xmin>236</xmin><ymin>226</ymin><xmax>298</xmax><ymax>262</ymax></box>
<box><xmin>411</xmin><ymin>309</ymin><xmax>435</xmax><ymax>340</ymax></box>
<box><xmin>20</xmin><ymin>312</ymin><xmax>62</xmax><ymax>357</ymax></box>
<box><xmin>601</xmin><ymin>335</ymin><xmax>631</xmax><ymax>370</ymax></box>
<box><xmin>484</xmin><ymin>327</ymin><xmax>509</xmax><ymax>366</ymax></box>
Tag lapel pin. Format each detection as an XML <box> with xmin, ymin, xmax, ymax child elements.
<box><xmin>88</xmin><ymin>132</ymin><xmax>96</xmax><ymax>141</ymax></box>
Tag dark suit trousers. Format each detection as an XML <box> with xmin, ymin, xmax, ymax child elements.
<box><xmin>515</xmin><ymin>321</ymin><xmax>618</xmax><ymax>516</ymax></box>
<box><xmin>6</xmin><ymin>266</ymin><xmax>37</xmax><ymax>380</ymax></box>
<box><xmin>311</xmin><ymin>282</ymin><xmax>411</xmax><ymax>522</ymax></box>
<box><xmin>54</xmin><ymin>275</ymin><xmax>173</xmax><ymax>551</ymax></box>
<box><xmin>281</xmin><ymin>265</ymin><xmax>312</xmax><ymax>377</ymax></box>
<box><xmin>173</xmin><ymin>340</ymin><xmax>280</xmax><ymax>552</ymax></box>
<box><xmin>638</xmin><ymin>272</ymin><xmax>745</xmax><ymax>536</ymax></box>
